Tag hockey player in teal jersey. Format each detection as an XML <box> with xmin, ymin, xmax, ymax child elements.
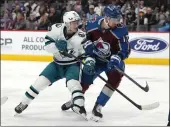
<box><xmin>14</xmin><ymin>11</ymin><xmax>93</xmax><ymax>120</ymax></box>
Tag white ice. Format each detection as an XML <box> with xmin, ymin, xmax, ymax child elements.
<box><xmin>1</xmin><ymin>61</ymin><xmax>169</xmax><ymax>126</ymax></box>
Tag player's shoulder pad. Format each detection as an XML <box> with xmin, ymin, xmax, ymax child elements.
<box><xmin>76</xmin><ymin>29</ymin><xmax>86</xmax><ymax>42</ymax></box>
<box><xmin>86</xmin><ymin>16</ymin><xmax>103</xmax><ymax>33</ymax></box>
<box><xmin>77</xmin><ymin>29</ymin><xmax>86</xmax><ymax>38</ymax></box>
<box><xmin>48</xmin><ymin>23</ymin><xmax>64</xmax><ymax>32</ymax></box>
<box><xmin>46</xmin><ymin>23</ymin><xmax>65</xmax><ymax>40</ymax></box>
<box><xmin>111</xmin><ymin>24</ymin><xmax>128</xmax><ymax>39</ymax></box>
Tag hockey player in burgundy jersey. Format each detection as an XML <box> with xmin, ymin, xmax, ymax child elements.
<box><xmin>61</xmin><ymin>4</ymin><xmax>131</xmax><ymax>121</ymax></box>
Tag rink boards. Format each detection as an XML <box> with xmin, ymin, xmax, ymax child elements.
<box><xmin>1</xmin><ymin>31</ymin><xmax>169</xmax><ymax>65</ymax></box>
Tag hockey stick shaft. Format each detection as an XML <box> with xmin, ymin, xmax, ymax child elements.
<box><xmin>97</xmin><ymin>75</ymin><xmax>142</xmax><ymax>109</ymax></box>
<box><xmin>99</xmin><ymin>58</ymin><xmax>149</xmax><ymax>92</ymax></box>
<box><xmin>63</xmin><ymin>52</ymin><xmax>158</xmax><ymax>110</ymax></box>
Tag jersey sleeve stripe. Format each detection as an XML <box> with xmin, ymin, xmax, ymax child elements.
<box><xmin>87</xmin><ymin>28</ymin><xmax>98</xmax><ymax>33</ymax></box>
<box><xmin>110</xmin><ymin>30</ymin><xmax>119</xmax><ymax>39</ymax></box>
<box><xmin>45</xmin><ymin>41</ymin><xmax>53</xmax><ymax>46</ymax></box>
<box><xmin>45</xmin><ymin>35</ymin><xmax>56</xmax><ymax>42</ymax></box>
<box><xmin>45</xmin><ymin>35</ymin><xmax>56</xmax><ymax>46</ymax></box>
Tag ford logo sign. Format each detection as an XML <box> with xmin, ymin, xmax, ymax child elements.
<box><xmin>130</xmin><ymin>37</ymin><xmax>168</xmax><ymax>53</ymax></box>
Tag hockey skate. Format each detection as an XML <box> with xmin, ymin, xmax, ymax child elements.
<box><xmin>72</xmin><ymin>104</ymin><xmax>87</xmax><ymax>121</ymax></box>
<box><xmin>90</xmin><ymin>103</ymin><xmax>103</xmax><ymax>122</ymax></box>
<box><xmin>62</xmin><ymin>100</ymin><xmax>87</xmax><ymax>120</ymax></box>
<box><xmin>61</xmin><ymin>100</ymin><xmax>72</xmax><ymax>111</ymax></box>
<box><xmin>15</xmin><ymin>102</ymin><xmax>28</xmax><ymax>114</ymax></box>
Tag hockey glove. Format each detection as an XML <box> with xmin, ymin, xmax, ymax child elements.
<box><xmin>83</xmin><ymin>57</ymin><xmax>96</xmax><ymax>75</ymax></box>
<box><xmin>107</xmin><ymin>55</ymin><xmax>123</xmax><ymax>71</ymax></box>
<box><xmin>55</xmin><ymin>39</ymin><xmax>67</xmax><ymax>52</ymax></box>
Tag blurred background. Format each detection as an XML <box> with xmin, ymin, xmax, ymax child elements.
<box><xmin>0</xmin><ymin>0</ymin><xmax>170</xmax><ymax>32</ymax></box>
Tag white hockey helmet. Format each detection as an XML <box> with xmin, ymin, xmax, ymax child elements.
<box><xmin>63</xmin><ymin>11</ymin><xmax>81</xmax><ymax>24</ymax></box>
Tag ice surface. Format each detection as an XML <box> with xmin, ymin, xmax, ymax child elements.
<box><xmin>1</xmin><ymin>61</ymin><xmax>169</xmax><ymax>126</ymax></box>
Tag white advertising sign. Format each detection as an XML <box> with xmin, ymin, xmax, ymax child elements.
<box><xmin>129</xmin><ymin>33</ymin><xmax>169</xmax><ymax>58</ymax></box>
<box><xmin>1</xmin><ymin>31</ymin><xmax>169</xmax><ymax>59</ymax></box>
<box><xmin>1</xmin><ymin>31</ymin><xmax>51</xmax><ymax>56</ymax></box>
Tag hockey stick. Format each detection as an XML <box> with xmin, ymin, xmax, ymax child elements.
<box><xmin>62</xmin><ymin>49</ymin><xmax>149</xmax><ymax>92</ymax></box>
<box><xmin>97</xmin><ymin>57</ymin><xmax>149</xmax><ymax>92</ymax></box>
<box><xmin>1</xmin><ymin>96</ymin><xmax>8</xmax><ymax>105</ymax></box>
<box><xmin>62</xmin><ymin>52</ymin><xmax>159</xmax><ymax>110</ymax></box>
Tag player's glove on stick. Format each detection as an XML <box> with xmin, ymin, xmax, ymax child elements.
<box><xmin>83</xmin><ymin>57</ymin><xmax>96</xmax><ymax>75</ymax></box>
<box><xmin>107</xmin><ymin>55</ymin><xmax>124</xmax><ymax>71</ymax></box>
<box><xmin>55</xmin><ymin>39</ymin><xmax>67</xmax><ymax>52</ymax></box>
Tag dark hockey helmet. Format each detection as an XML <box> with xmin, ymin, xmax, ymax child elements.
<box><xmin>104</xmin><ymin>4</ymin><xmax>122</xmax><ymax>23</ymax></box>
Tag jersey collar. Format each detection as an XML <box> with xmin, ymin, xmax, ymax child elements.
<box><xmin>97</xmin><ymin>18</ymin><xmax>104</xmax><ymax>31</ymax></box>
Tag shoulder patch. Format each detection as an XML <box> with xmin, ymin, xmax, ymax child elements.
<box><xmin>78</xmin><ymin>32</ymin><xmax>85</xmax><ymax>37</ymax></box>
<box><xmin>89</xmin><ymin>17</ymin><xmax>97</xmax><ymax>23</ymax></box>
<box><xmin>55</xmin><ymin>23</ymin><xmax>62</xmax><ymax>28</ymax></box>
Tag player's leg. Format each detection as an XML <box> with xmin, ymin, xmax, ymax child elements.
<box><xmin>61</xmin><ymin>66</ymin><xmax>94</xmax><ymax>111</ymax></box>
<box><xmin>65</xmin><ymin>63</ymin><xmax>87</xmax><ymax>117</ymax></box>
<box><xmin>15</xmin><ymin>62</ymin><xmax>63</xmax><ymax>114</ymax></box>
<box><xmin>81</xmin><ymin>62</ymin><xmax>108</xmax><ymax>93</ymax></box>
<box><xmin>61</xmin><ymin>62</ymin><xmax>105</xmax><ymax>114</ymax></box>
<box><xmin>92</xmin><ymin>61</ymin><xmax>125</xmax><ymax>120</ymax></box>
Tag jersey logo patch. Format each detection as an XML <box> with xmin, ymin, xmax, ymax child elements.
<box><xmin>94</xmin><ymin>37</ymin><xmax>111</xmax><ymax>58</ymax></box>
<box><xmin>89</xmin><ymin>16</ymin><xmax>97</xmax><ymax>23</ymax></box>
<box><xmin>56</xmin><ymin>23</ymin><xmax>62</xmax><ymax>28</ymax></box>
<box><xmin>78</xmin><ymin>32</ymin><xmax>85</xmax><ymax>37</ymax></box>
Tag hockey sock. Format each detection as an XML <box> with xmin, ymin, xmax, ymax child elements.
<box><xmin>67</xmin><ymin>79</ymin><xmax>84</xmax><ymax>107</ymax></box>
<box><xmin>96</xmin><ymin>85</ymin><xmax>114</xmax><ymax>106</ymax></box>
<box><xmin>22</xmin><ymin>76</ymin><xmax>51</xmax><ymax>105</ymax></box>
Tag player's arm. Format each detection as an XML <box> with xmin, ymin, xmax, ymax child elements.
<box><xmin>117</xmin><ymin>33</ymin><xmax>130</xmax><ymax>60</ymax></box>
<box><xmin>44</xmin><ymin>35</ymin><xmax>59</xmax><ymax>54</ymax></box>
<box><xmin>44</xmin><ymin>25</ymin><xmax>58</xmax><ymax>53</ymax></box>
<box><xmin>80</xmin><ymin>38</ymin><xmax>96</xmax><ymax>75</ymax></box>
<box><xmin>78</xmin><ymin>22</ymin><xmax>96</xmax><ymax>57</ymax></box>
<box><xmin>44</xmin><ymin>24</ymin><xmax>67</xmax><ymax>54</ymax></box>
<box><xmin>85</xmin><ymin>21</ymin><xmax>94</xmax><ymax>41</ymax></box>
<box><xmin>78</xmin><ymin>23</ymin><xmax>97</xmax><ymax>75</ymax></box>
<box><xmin>107</xmin><ymin>33</ymin><xmax>130</xmax><ymax>71</ymax></box>
<box><xmin>81</xmin><ymin>22</ymin><xmax>95</xmax><ymax>57</ymax></box>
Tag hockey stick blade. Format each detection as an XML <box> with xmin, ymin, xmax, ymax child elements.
<box><xmin>139</xmin><ymin>102</ymin><xmax>160</xmax><ymax>110</ymax></box>
<box><xmin>116</xmin><ymin>67</ymin><xmax>150</xmax><ymax>92</ymax></box>
<box><xmin>144</xmin><ymin>81</ymin><xmax>149</xmax><ymax>92</ymax></box>
<box><xmin>113</xmin><ymin>84</ymin><xmax>159</xmax><ymax>111</ymax></box>
<box><xmin>1</xmin><ymin>96</ymin><xmax>8</xmax><ymax>105</ymax></box>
